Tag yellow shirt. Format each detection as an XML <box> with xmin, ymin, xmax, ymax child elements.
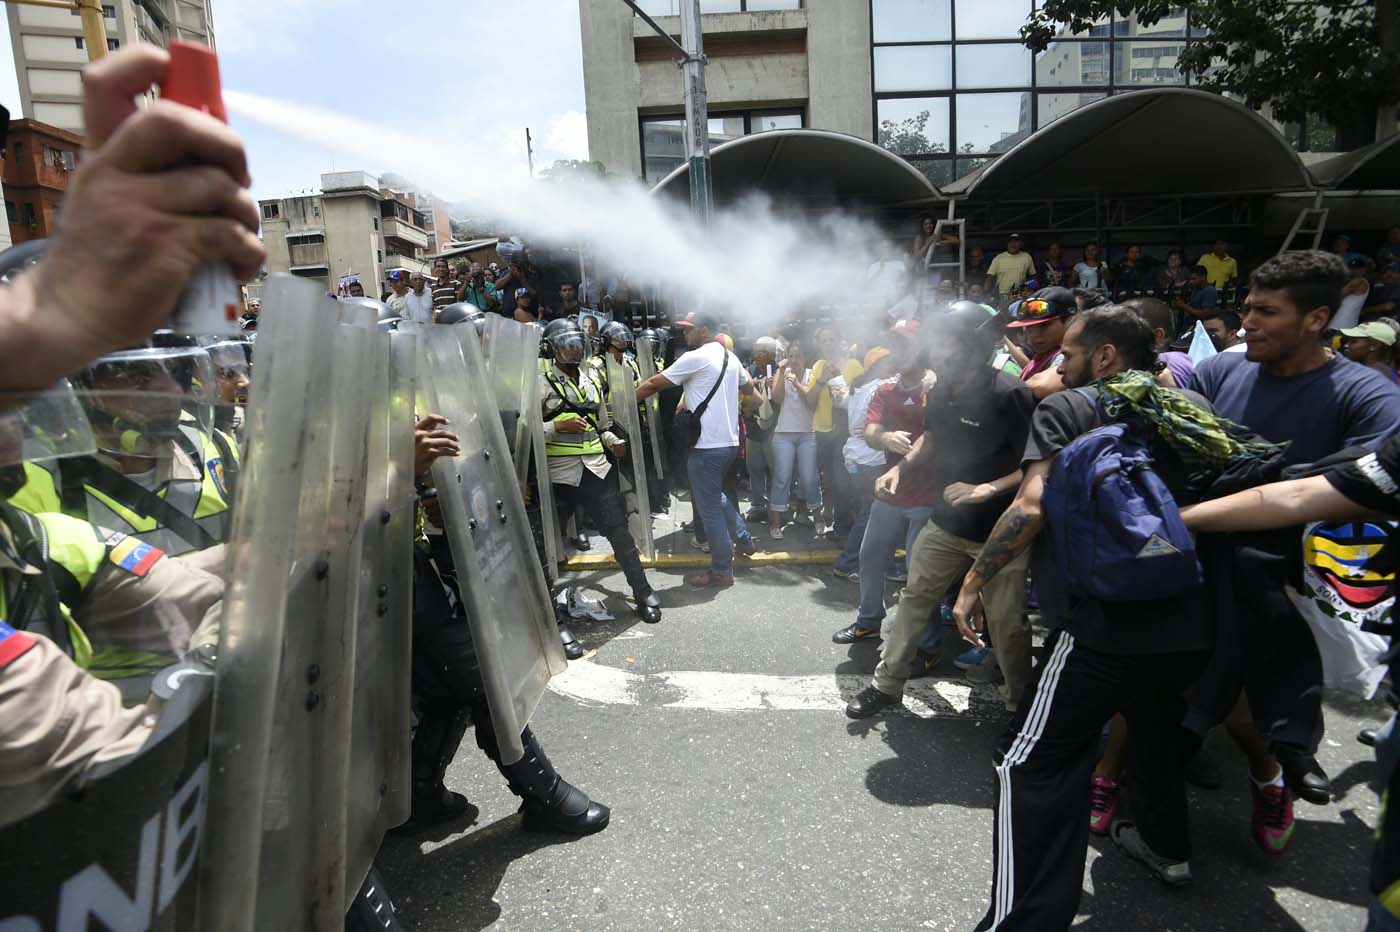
<box><xmin>1197</xmin><ymin>253</ymin><xmax>1238</xmax><ymax>289</ymax></box>
<box><xmin>809</xmin><ymin>358</ymin><xmax>866</xmax><ymax>432</ymax></box>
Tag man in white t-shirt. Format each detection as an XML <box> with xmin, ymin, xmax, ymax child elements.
<box><xmin>637</xmin><ymin>311</ymin><xmax>758</xmax><ymax>588</ymax></box>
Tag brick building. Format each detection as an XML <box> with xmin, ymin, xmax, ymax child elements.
<box><xmin>3</xmin><ymin>118</ymin><xmax>82</xmax><ymax>243</ymax></box>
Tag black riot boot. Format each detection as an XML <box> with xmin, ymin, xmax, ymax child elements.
<box><xmin>492</xmin><ymin>725</ymin><xmax>610</xmax><ymax>835</ymax></box>
<box><xmin>559</xmin><ymin>621</ymin><xmax>584</xmax><ymax>659</ymax></box>
<box><xmin>398</xmin><ymin>706</ymin><xmax>475</xmax><ymax>829</ymax></box>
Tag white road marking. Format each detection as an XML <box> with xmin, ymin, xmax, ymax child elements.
<box><xmin>548</xmin><ymin>656</ymin><xmax>1004</xmax><ymax>720</ymax></box>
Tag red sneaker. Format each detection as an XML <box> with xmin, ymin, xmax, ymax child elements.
<box><xmin>1250</xmin><ymin>780</ymin><xmax>1296</xmax><ymax>855</ymax></box>
<box><xmin>689</xmin><ymin>570</ymin><xmax>735</xmax><ymax>589</ymax></box>
<box><xmin>1089</xmin><ymin>774</ymin><xmax>1120</xmax><ymax>836</ymax></box>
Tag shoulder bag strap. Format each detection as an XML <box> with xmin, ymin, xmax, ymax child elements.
<box><xmin>692</xmin><ymin>347</ymin><xmax>729</xmax><ymax>421</ymax></box>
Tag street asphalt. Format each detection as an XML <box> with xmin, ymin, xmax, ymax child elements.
<box><xmin>378</xmin><ymin>507</ymin><xmax>1386</xmax><ymax>932</ymax></box>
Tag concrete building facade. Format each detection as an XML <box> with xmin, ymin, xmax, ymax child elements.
<box><xmin>3</xmin><ymin>118</ymin><xmax>83</xmax><ymax>244</ymax></box>
<box><xmin>6</xmin><ymin>0</ymin><xmax>216</xmax><ymax>135</ymax></box>
<box><xmin>259</xmin><ymin>171</ymin><xmax>431</xmax><ymax>295</ymax></box>
<box><xmin>580</xmin><ymin>0</ymin><xmax>870</xmax><ymax>182</ymax></box>
<box><xmin>580</xmin><ymin>1</ymin><xmax>1354</xmax><ymax>189</ymax></box>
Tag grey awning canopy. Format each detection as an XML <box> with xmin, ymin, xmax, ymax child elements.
<box><xmin>942</xmin><ymin>88</ymin><xmax>1315</xmax><ymax>200</ymax></box>
<box><xmin>1308</xmin><ymin>133</ymin><xmax>1400</xmax><ymax>190</ymax></box>
<box><xmin>650</xmin><ymin>128</ymin><xmax>942</xmax><ymax>207</ymax></box>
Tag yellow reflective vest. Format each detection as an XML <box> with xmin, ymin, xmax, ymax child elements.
<box><xmin>542</xmin><ymin>368</ymin><xmax>606</xmax><ymax>458</ymax></box>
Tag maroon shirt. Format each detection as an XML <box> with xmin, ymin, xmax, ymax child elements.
<box><xmin>867</xmin><ymin>379</ymin><xmax>932</xmax><ymax>508</ymax></box>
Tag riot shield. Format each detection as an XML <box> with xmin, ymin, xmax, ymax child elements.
<box><xmin>529</xmin><ymin>364</ymin><xmax>561</xmax><ymax>577</ymax></box>
<box><xmin>198</xmin><ymin>276</ymin><xmax>408</xmax><ymax>932</ymax></box>
<box><xmin>0</xmin><ymin>676</ymin><xmax>213</xmax><ymax>930</ymax></box>
<box><xmin>406</xmin><ymin>322</ymin><xmax>565</xmax><ymax>765</ymax></box>
<box><xmin>605</xmin><ymin>354</ymin><xmax>656</xmax><ymax>561</ymax></box>
<box><xmin>635</xmin><ymin>338</ymin><xmax>666</xmax><ymax>480</ymax></box>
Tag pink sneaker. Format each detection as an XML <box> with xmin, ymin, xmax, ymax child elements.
<box><xmin>1089</xmin><ymin>774</ymin><xmax>1119</xmax><ymax>836</ymax></box>
<box><xmin>1250</xmin><ymin>780</ymin><xmax>1295</xmax><ymax>855</ymax></box>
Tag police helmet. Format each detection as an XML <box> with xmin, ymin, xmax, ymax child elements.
<box><xmin>0</xmin><ymin>238</ymin><xmax>47</xmax><ymax>285</ymax></box>
<box><xmin>436</xmin><ymin>302</ymin><xmax>487</xmax><ymax>334</ymax></box>
<box><xmin>338</xmin><ymin>295</ymin><xmax>399</xmax><ymax>331</ymax></box>
<box><xmin>544</xmin><ymin>318</ymin><xmax>586</xmax><ymax>364</ymax></box>
<box><xmin>600</xmin><ymin>321</ymin><xmax>633</xmax><ymax>351</ymax></box>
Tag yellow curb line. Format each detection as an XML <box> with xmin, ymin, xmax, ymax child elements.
<box><xmin>564</xmin><ymin>549</ymin><xmax>846</xmax><ymax>571</ymax></box>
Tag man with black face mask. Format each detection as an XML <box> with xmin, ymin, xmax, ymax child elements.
<box><xmin>845</xmin><ymin>302</ymin><xmax>1036</xmax><ymax>718</ymax></box>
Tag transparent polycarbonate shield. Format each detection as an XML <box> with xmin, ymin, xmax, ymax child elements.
<box><xmin>529</xmin><ymin>362</ymin><xmax>561</xmax><ymax>578</ymax></box>
<box><xmin>635</xmin><ymin>338</ymin><xmax>665</xmax><ymax>480</ymax></box>
<box><xmin>200</xmin><ymin>338</ymin><xmax>252</xmax><ymax>441</ymax></box>
<box><xmin>198</xmin><ymin>276</ymin><xmax>381</xmax><ymax>932</ymax></box>
<box><xmin>409</xmin><ymin>322</ymin><xmax>564</xmax><ymax>765</ymax></box>
<box><xmin>0</xmin><ymin>380</ymin><xmax>95</xmax><ymax>468</ymax></box>
<box><xmin>343</xmin><ymin>327</ymin><xmax>415</xmax><ymax>898</ymax></box>
<box><xmin>605</xmin><ymin>354</ymin><xmax>656</xmax><ymax>561</ymax></box>
<box><xmin>482</xmin><ymin>315</ymin><xmax>535</xmax><ymax>471</ymax></box>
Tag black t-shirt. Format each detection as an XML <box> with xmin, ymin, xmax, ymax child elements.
<box><xmin>1023</xmin><ymin>386</ymin><xmax>1216</xmax><ymax>655</ymax></box>
<box><xmin>923</xmin><ymin>369</ymin><xmax>1035</xmax><ymax>541</ymax></box>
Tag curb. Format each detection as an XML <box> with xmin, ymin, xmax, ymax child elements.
<box><xmin>564</xmin><ymin>549</ymin><xmax>845</xmax><ymax>571</ymax></box>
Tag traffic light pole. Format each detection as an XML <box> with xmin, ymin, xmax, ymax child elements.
<box><xmin>618</xmin><ymin>0</ymin><xmax>712</xmax><ymax>223</ymax></box>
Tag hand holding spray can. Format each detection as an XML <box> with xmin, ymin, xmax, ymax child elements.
<box><xmin>159</xmin><ymin>40</ymin><xmax>241</xmax><ymax>334</ymax></box>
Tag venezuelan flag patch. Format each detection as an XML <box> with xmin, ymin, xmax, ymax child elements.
<box><xmin>105</xmin><ymin>532</ymin><xmax>164</xmax><ymax>577</ymax></box>
<box><xmin>0</xmin><ymin>620</ymin><xmax>37</xmax><ymax>669</ymax></box>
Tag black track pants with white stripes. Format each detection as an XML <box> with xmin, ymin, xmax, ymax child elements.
<box><xmin>975</xmin><ymin>629</ymin><xmax>1208</xmax><ymax>932</ymax></box>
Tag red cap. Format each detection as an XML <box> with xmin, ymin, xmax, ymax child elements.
<box><xmin>160</xmin><ymin>40</ymin><xmax>226</xmax><ymax>124</ymax></box>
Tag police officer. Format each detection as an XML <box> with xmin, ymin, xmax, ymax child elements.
<box><xmin>403</xmin><ymin>412</ymin><xmax>611</xmax><ymax>834</ymax></box>
<box><xmin>9</xmin><ymin>342</ymin><xmax>240</xmax><ymax>566</ymax></box>
<box><xmin>592</xmin><ymin>320</ymin><xmax>669</xmax><ymax>521</ymax></box>
<box><xmin>541</xmin><ymin>319</ymin><xmax>662</xmax><ymax>624</ymax></box>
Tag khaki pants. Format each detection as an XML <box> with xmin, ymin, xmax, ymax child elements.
<box><xmin>872</xmin><ymin>519</ymin><xmax>1031</xmax><ymax>710</ymax></box>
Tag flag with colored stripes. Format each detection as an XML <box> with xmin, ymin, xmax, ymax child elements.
<box><xmin>105</xmin><ymin>532</ymin><xmax>164</xmax><ymax>578</ymax></box>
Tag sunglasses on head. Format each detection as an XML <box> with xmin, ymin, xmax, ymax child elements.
<box><xmin>1017</xmin><ymin>299</ymin><xmax>1060</xmax><ymax>321</ymax></box>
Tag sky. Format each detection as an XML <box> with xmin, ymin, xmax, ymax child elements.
<box><xmin>0</xmin><ymin>0</ymin><xmax>592</xmax><ymax>206</ymax></box>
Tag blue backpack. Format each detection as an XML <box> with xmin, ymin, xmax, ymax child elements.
<box><xmin>1042</xmin><ymin>397</ymin><xmax>1203</xmax><ymax>603</ymax></box>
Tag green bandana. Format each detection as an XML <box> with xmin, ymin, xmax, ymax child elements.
<box><xmin>1094</xmin><ymin>369</ymin><xmax>1289</xmax><ymax>467</ymax></box>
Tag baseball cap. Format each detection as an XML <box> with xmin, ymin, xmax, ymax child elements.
<box><xmin>1008</xmin><ymin>233</ymin><xmax>1023</xmax><ymax>241</ymax></box>
<box><xmin>1006</xmin><ymin>286</ymin><xmax>1075</xmax><ymax>329</ymax></box>
<box><xmin>863</xmin><ymin>346</ymin><xmax>891</xmax><ymax>369</ymax></box>
<box><xmin>1347</xmin><ymin>255</ymin><xmax>1370</xmax><ymax>268</ymax></box>
<box><xmin>1335</xmin><ymin>233</ymin><xmax>1353</xmax><ymax>243</ymax></box>
<box><xmin>387</xmin><ymin>270</ymin><xmax>405</xmax><ymax>281</ymax></box>
<box><xmin>674</xmin><ymin>311</ymin><xmax>720</xmax><ymax>331</ymax></box>
<box><xmin>1340</xmin><ymin>321</ymin><xmax>1397</xmax><ymax>346</ymax></box>
<box><xmin>514</xmin><ymin>287</ymin><xmax>530</xmax><ymax>299</ymax></box>
<box><xmin>889</xmin><ymin>318</ymin><xmax>920</xmax><ymax>339</ymax></box>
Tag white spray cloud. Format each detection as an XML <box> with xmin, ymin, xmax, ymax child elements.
<box><xmin>225</xmin><ymin>90</ymin><xmax>900</xmax><ymax>328</ymax></box>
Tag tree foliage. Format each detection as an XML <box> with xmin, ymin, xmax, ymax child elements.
<box><xmin>537</xmin><ymin>159</ymin><xmax>609</xmax><ymax>182</ymax></box>
<box><xmin>1021</xmin><ymin>1</ymin><xmax>1400</xmax><ymax>127</ymax></box>
<box><xmin>877</xmin><ymin>109</ymin><xmax>946</xmax><ymax>156</ymax></box>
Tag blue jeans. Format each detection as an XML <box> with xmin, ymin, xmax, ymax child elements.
<box><xmin>834</xmin><ymin>463</ymin><xmax>883</xmax><ymax>573</ymax></box>
<box><xmin>769</xmin><ymin>431</ymin><xmax>821</xmax><ymax>514</ymax></box>
<box><xmin>856</xmin><ymin>500</ymin><xmax>938</xmax><ymax>651</ymax></box>
<box><xmin>687</xmin><ymin>445</ymin><xmax>751</xmax><ymax>576</ymax></box>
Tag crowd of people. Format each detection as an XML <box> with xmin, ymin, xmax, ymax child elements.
<box><xmin>7</xmin><ymin>42</ymin><xmax>1400</xmax><ymax>932</ymax></box>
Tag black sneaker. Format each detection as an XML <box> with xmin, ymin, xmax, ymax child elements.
<box><xmin>846</xmin><ymin>685</ymin><xmax>901</xmax><ymax>719</ymax></box>
<box><xmin>832</xmin><ymin>623</ymin><xmax>880</xmax><ymax>644</ymax></box>
<box><xmin>908</xmin><ymin>648</ymin><xmax>941</xmax><ymax>679</ymax></box>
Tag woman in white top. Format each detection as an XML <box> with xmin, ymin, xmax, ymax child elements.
<box><xmin>766</xmin><ymin>342</ymin><xmax>822</xmax><ymax>540</ymax></box>
<box><xmin>1334</xmin><ymin>258</ymin><xmax>1372</xmax><ymax>331</ymax></box>
<box><xmin>1071</xmin><ymin>241</ymin><xmax>1106</xmax><ymax>292</ymax></box>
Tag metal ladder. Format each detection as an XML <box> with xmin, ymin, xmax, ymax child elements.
<box><xmin>915</xmin><ymin>213</ymin><xmax>966</xmax><ymax>314</ymax></box>
<box><xmin>1278</xmin><ymin>199</ymin><xmax>1330</xmax><ymax>255</ymax></box>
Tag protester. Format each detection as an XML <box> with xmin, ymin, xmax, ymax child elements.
<box><xmin>636</xmin><ymin>312</ymin><xmax>757</xmax><ymax>588</ymax></box>
<box><xmin>766</xmin><ymin>340</ymin><xmax>821</xmax><ymax>541</ymax></box>
<box><xmin>1196</xmin><ymin>239</ymin><xmax>1239</xmax><ymax>290</ymax></box>
<box><xmin>406</xmin><ymin>272</ymin><xmax>435</xmax><ymax>323</ymax></box>
<box><xmin>384</xmin><ymin>270</ymin><xmax>410</xmax><ymax>317</ymax></box>
<box><xmin>429</xmin><ymin>257</ymin><xmax>459</xmax><ymax>317</ymax></box>
<box><xmin>985</xmin><ymin>234</ymin><xmax>1036</xmax><ymax>304</ymax></box>
<box><xmin>1112</xmin><ymin>244</ymin><xmax>1153</xmax><ymax>299</ymax></box>
<box><xmin>1008</xmin><ymin>285</ymin><xmax>1076</xmax><ymax>400</ymax></box>
<box><xmin>1157</xmin><ymin>248</ymin><xmax>1190</xmax><ymax>298</ymax></box>
<box><xmin>844</xmin><ymin>301</ymin><xmax>1033</xmax><ymax>713</ymax></box>
<box><xmin>1172</xmin><ymin>265</ymin><xmax>1219</xmax><ymax>322</ymax></box>
<box><xmin>460</xmin><ymin>262</ymin><xmax>500</xmax><ymax>312</ymax></box>
<box><xmin>512</xmin><ymin>287</ymin><xmax>538</xmax><ymax>323</ymax></box>
<box><xmin>809</xmin><ymin>326</ymin><xmax>864</xmax><ymax>539</ymax></box>
<box><xmin>831</xmin><ymin>346</ymin><xmax>900</xmax><ymax>580</ymax></box>
<box><xmin>1070</xmin><ymin>241</ymin><xmax>1106</xmax><ymax>291</ymax></box>
<box><xmin>1342</xmin><ymin>321</ymin><xmax>1399</xmax><ymax>381</ymax></box>
<box><xmin>1204</xmin><ymin>310</ymin><xmax>1244</xmax><ymax>351</ymax></box>
<box><xmin>1336</xmin><ymin>255</ymin><xmax>1374</xmax><ymax>331</ymax></box>
<box><xmin>952</xmin><ymin>305</ymin><xmax>1278</xmax><ymax>927</ymax></box>
<box><xmin>1189</xmin><ymin>249</ymin><xmax>1400</xmax><ymax>849</ymax></box>
<box><xmin>1039</xmin><ymin>241</ymin><xmax>1070</xmax><ymax>288</ymax></box>
<box><xmin>743</xmin><ymin>336</ymin><xmax>781</xmax><ymax>521</ymax></box>
<box><xmin>1368</xmin><ymin>262</ymin><xmax>1400</xmax><ymax>318</ymax></box>
<box><xmin>1122</xmin><ymin>295</ymin><xmax>1194</xmax><ymax>387</ymax></box>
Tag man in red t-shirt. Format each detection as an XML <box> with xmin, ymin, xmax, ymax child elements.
<box><xmin>832</xmin><ymin>326</ymin><xmax>942</xmax><ymax>670</ymax></box>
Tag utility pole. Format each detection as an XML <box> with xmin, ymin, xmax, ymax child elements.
<box><xmin>677</xmin><ymin>0</ymin><xmax>712</xmax><ymax>223</ymax></box>
<box><xmin>525</xmin><ymin>127</ymin><xmax>535</xmax><ymax>178</ymax></box>
<box><xmin>620</xmin><ymin>0</ymin><xmax>712</xmax><ymax>223</ymax></box>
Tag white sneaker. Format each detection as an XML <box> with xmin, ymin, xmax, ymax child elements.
<box><xmin>1111</xmin><ymin>822</ymin><xmax>1192</xmax><ymax>887</ymax></box>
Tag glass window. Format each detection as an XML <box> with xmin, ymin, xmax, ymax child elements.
<box><xmin>874</xmin><ymin>45</ymin><xmax>953</xmax><ymax>92</ymax></box>
<box><xmin>877</xmin><ymin>97</ymin><xmax>951</xmax><ymax>154</ymax></box>
<box><xmin>751</xmin><ymin>110</ymin><xmax>802</xmax><ymax>132</ymax></box>
<box><xmin>1115</xmin><ymin>10</ymin><xmax>1186</xmax><ymax>37</ymax></box>
<box><xmin>1116</xmin><ymin>41</ymin><xmax>1186</xmax><ymax>85</ymax></box>
<box><xmin>746</xmin><ymin>0</ymin><xmax>801</xmax><ymax>8</ymax></box>
<box><xmin>707</xmin><ymin>115</ymin><xmax>746</xmax><ymax>144</ymax></box>
<box><xmin>955</xmin><ymin>43</ymin><xmax>1031</xmax><ymax>89</ymax></box>
<box><xmin>872</xmin><ymin>0</ymin><xmax>951</xmax><ymax>43</ymax></box>
<box><xmin>955</xmin><ymin>92</ymin><xmax>1031</xmax><ymax>153</ymax></box>
<box><xmin>955</xmin><ymin>0</ymin><xmax>1030</xmax><ymax>40</ymax></box>
<box><xmin>904</xmin><ymin>157</ymin><xmax>955</xmax><ymax>187</ymax></box>
<box><xmin>1035</xmin><ymin>40</ymin><xmax>1109</xmax><ymax>86</ymax></box>
<box><xmin>1037</xmin><ymin>91</ymin><xmax>1107</xmax><ymax>128</ymax></box>
<box><xmin>4</xmin><ymin>201</ymin><xmax>14</xmax><ymax>223</ymax></box>
<box><xmin>954</xmin><ymin>156</ymin><xmax>993</xmax><ymax>179</ymax></box>
<box><xmin>1033</xmin><ymin>7</ymin><xmax>1110</xmax><ymax>39</ymax></box>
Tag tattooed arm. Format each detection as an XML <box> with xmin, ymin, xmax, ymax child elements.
<box><xmin>951</xmin><ymin>459</ymin><xmax>1051</xmax><ymax>647</ymax></box>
